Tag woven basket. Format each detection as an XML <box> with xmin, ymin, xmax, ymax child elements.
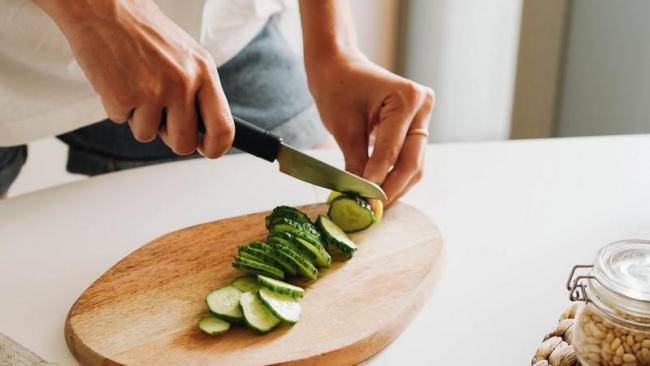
<box><xmin>531</xmin><ymin>303</ymin><xmax>584</xmax><ymax>366</ymax></box>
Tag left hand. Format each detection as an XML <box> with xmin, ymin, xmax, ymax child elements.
<box><xmin>306</xmin><ymin>51</ymin><xmax>435</xmax><ymax>205</ymax></box>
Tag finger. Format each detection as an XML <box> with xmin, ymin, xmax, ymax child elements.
<box><xmin>197</xmin><ymin>73</ymin><xmax>234</xmax><ymax>159</ymax></box>
<box><xmin>387</xmin><ymin>167</ymin><xmax>423</xmax><ymax>207</ymax></box>
<box><xmin>381</xmin><ymin>132</ymin><xmax>427</xmax><ymax>205</ymax></box>
<box><xmin>164</xmin><ymin>100</ymin><xmax>199</xmax><ymax>156</ymax></box>
<box><xmin>102</xmin><ymin>96</ymin><xmax>134</xmax><ymax>124</ymax></box>
<box><xmin>336</xmin><ymin>120</ymin><xmax>369</xmax><ymax>176</ymax></box>
<box><xmin>363</xmin><ymin>84</ymin><xmax>423</xmax><ymax>184</ymax></box>
<box><xmin>381</xmin><ymin>99</ymin><xmax>432</xmax><ymax>204</ymax></box>
<box><xmin>128</xmin><ymin>106</ymin><xmax>162</xmax><ymax>143</ymax></box>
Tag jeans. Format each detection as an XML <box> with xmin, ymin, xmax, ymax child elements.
<box><xmin>0</xmin><ymin>18</ymin><xmax>327</xmax><ymax>195</ymax></box>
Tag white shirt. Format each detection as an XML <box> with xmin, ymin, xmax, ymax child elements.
<box><xmin>0</xmin><ymin>0</ymin><xmax>294</xmax><ymax>147</ymax></box>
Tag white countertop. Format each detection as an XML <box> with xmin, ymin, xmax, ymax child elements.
<box><xmin>3</xmin><ymin>135</ymin><xmax>650</xmax><ymax>365</ymax></box>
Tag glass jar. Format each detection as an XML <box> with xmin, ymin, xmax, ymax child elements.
<box><xmin>567</xmin><ymin>240</ymin><xmax>650</xmax><ymax>366</ymax></box>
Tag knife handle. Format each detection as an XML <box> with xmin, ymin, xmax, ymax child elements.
<box><xmin>197</xmin><ymin>114</ymin><xmax>282</xmax><ymax>162</ymax></box>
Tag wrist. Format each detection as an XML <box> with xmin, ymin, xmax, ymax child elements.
<box><xmin>34</xmin><ymin>0</ymin><xmax>119</xmax><ymax>33</ymax></box>
<box><xmin>304</xmin><ymin>45</ymin><xmax>366</xmax><ymax>92</ymax></box>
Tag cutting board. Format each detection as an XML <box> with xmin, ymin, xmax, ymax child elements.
<box><xmin>65</xmin><ymin>202</ymin><xmax>444</xmax><ymax>366</ymax></box>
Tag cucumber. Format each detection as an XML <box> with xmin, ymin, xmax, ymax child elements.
<box><xmin>328</xmin><ymin>195</ymin><xmax>375</xmax><ymax>232</ymax></box>
<box><xmin>239</xmin><ymin>245</ymin><xmax>282</xmax><ymax>269</ymax></box>
<box><xmin>266</xmin><ymin>206</ymin><xmax>311</xmax><ymax>227</ymax></box>
<box><xmin>233</xmin><ymin>256</ymin><xmax>284</xmax><ymax>280</ymax></box>
<box><xmin>258</xmin><ymin>287</ymin><xmax>301</xmax><ymax>324</ymax></box>
<box><xmin>326</xmin><ymin>191</ymin><xmax>343</xmax><ymax>204</ymax></box>
<box><xmin>231</xmin><ymin>276</ymin><xmax>260</xmax><ymax>293</ymax></box>
<box><xmin>269</xmin><ymin>241</ymin><xmax>318</xmax><ymax>280</ymax></box>
<box><xmin>267</xmin><ymin>216</ymin><xmax>322</xmax><ymax>240</ymax></box>
<box><xmin>205</xmin><ymin>286</ymin><xmax>243</xmax><ymax>322</ymax></box>
<box><xmin>198</xmin><ymin>315</ymin><xmax>231</xmax><ymax>335</ymax></box>
<box><xmin>268</xmin><ymin>231</ymin><xmax>317</xmax><ymax>264</ymax></box>
<box><xmin>238</xmin><ymin>247</ymin><xmax>269</xmax><ymax>265</ymax></box>
<box><xmin>315</xmin><ymin>215</ymin><xmax>357</xmax><ymax>257</ymax></box>
<box><xmin>248</xmin><ymin>241</ymin><xmax>298</xmax><ymax>276</ymax></box>
<box><xmin>269</xmin><ymin>218</ymin><xmax>331</xmax><ymax>268</ymax></box>
<box><xmin>257</xmin><ymin>275</ymin><xmax>304</xmax><ymax>298</ymax></box>
<box><xmin>240</xmin><ymin>291</ymin><xmax>280</xmax><ymax>333</ymax></box>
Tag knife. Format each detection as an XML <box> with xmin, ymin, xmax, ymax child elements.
<box><xmin>222</xmin><ymin>116</ymin><xmax>386</xmax><ymax>200</ymax></box>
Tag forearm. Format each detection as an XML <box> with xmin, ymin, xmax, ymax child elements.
<box><xmin>298</xmin><ymin>0</ymin><xmax>360</xmax><ymax>68</ymax></box>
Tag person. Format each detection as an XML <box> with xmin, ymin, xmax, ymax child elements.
<box><xmin>0</xmin><ymin>0</ymin><xmax>434</xmax><ymax>204</ymax></box>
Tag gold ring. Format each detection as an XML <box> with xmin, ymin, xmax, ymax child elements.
<box><xmin>407</xmin><ymin>128</ymin><xmax>429</xmax><ymax>138</ymax></box>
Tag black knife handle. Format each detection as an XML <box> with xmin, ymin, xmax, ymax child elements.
<box><xmin>197</xmin><ymin>114</ymin><xmax>282</xmax><ymax>162</ymax></box>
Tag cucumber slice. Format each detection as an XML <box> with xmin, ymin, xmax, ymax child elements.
<box><xmin>238</xmin><ymin>248</ymin><xmax>269</xmax><ymax>264</ymax></box>
<box><xmin>239</xmin><ymin>245</ymin><xmax>281</xmax><ymax>268</ymax></box>
<box><xmin>198</xmin><ymin>315</ymin><xmax>231</xmax><ymax>335</ymax></box>
<box><xmin>268</xmin><ymin>217</ymin><xmax>322</xmax><ymax>240</ymax></box>
<box><xmin>257</xmin><ymin>275</ymin><xmax>304</xmax><ymax>298</ymax></box>
<box><xmin>368</xmin><ymin>199</ymin><xmax>384</xmax><ymax>224</ymax></box>
<box><xmin>266</xmin><ymin>206</ymin><xmax>311</xmax><ymax>227</ymax></box>
<box><xmin>231</xmin><ymin>276</ymin><xmax>260</xmax><ymax>293</ymax></box>
<box><xmin>240</xmin><ymin>291</ymin><xmax>280</xmax><ymax>333</ymax></box>
<box><xmin>258</xmin><ymin>287</ymin><xmax>301</xmax><ymax>324</ymax></box>
<box><xmin>269</xmin><ymin>242</ymin><xmax>318</xmax><ymax>280</ymax></box>
<box><xmin>248</xmin><ymin>241</ymin><xmax>298</xmax><ymax>276</ymax></box>
<box><xmin>233</xmin><ymin>256</ymin><xmax>284</xmax><ymax>279</ymax></box>
<box><xmin>315</xmin><ymin>215</ymin><xmax>357</xmax><ymax>257</ymax></box>
<box><xmin>205</xmin><ymin>286</ymin><xmax>243</xmax><ymax>322</ymax></box>
<box><xmin>326</xmin><ymin>191</ymin><xmax>343</xmax><ymax>204</ymax></box>
<box><xmin>294</xmin><ymin>236</ymin><xmax>331</xmax><ymax>268</ymax></box>
<box><xmin>268</xmin><ymin>231</ymin><xmax>317</xmax><ymax>264</ymax></box>
<box><xmin>328</xmin><ymin>195</ymin><xmax>375</xmax><ymax>232</ymax></box>
<box><xmin>269</xmin><ymin>219</ymin><xmax>331</xmax><ymax>268</ymax></box>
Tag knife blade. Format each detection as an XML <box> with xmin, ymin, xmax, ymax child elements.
<box><xmin>229</xmin><ymin>116</ymin><xmax>386</xmax><ymax>200</ymax></box>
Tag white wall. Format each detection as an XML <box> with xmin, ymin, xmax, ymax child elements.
<box><xmin>556</xmin><ymin>0</ymin><xmax>650</xmax><ymax>137</ymax></box>
<box><xmin>400</xmin><ymin>0</ymin><xmax>523</xmax><ymax>142</ymax></box>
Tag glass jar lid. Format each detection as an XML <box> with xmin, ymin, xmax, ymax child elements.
<box><xmin>593</xmin><ymin>239</ymin><xmax>650</xmax><ymax>302</ymax></box>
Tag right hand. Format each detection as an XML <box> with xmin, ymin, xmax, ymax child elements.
<box><xmin>36</xmin><ymin>0</ymin><xmax>234</xmax><ymax>157</ymax></box>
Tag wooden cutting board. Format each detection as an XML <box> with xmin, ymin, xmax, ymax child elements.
<box><xmin>65</xmin><ymin>202</ymin><xmax>444</xmax><ymax>366</ymax></box>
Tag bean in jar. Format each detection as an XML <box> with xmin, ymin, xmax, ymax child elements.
<box><xmin>568</xmin><ymin>240</ymin><xmax>650</xmax><ymax>366</ymax></box>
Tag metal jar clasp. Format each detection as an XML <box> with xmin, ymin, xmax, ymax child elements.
<box><xmin>567</xmin><ymin>264</ymin><xmax>595</xmax><ymax>302</ymax></box>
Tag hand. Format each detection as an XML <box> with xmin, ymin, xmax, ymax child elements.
<box><xmin>35</xmin><ymin>0</ymin><xmax>234</xmax><ymax>157</ymax></box>
<box><xmin>306</xmin><ymin>51</ymin><xmax>435</xmax><ymax>205</ymax></box>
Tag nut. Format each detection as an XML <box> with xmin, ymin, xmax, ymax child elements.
<box><xmin>549</xmin><ymin>342</ymin><xmax>578</xmax><ymax>366</ymax></box>
<box><xmin>574</xmin><ymin>307</ymin><xmax>650</xmax><ymax>366</ymax></box>
<box><xmin>535</xmin><ymin>336</ymin><xmax>564</xmax><ymax>362</ymax></box>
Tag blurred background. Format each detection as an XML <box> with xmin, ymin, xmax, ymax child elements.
<box><xmin>10</xmin><ymin>0</ymin><xmax>650</xmax><ymax>196</ymax></box>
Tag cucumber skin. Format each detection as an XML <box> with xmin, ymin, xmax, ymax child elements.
<box><xmin>268</xmin><ymin>231</ymin><xmax>317</xmax><ymax>263</ymax></box>
<box><xmin>327</xmin><ymin>195</ymin><xmax>375</xmax><ymax>233</ymax></box>
<box><xmin>239</xmin><ymin>245</ymin><xmax>283</xmax><ymax>270</ymax></box>
<box><xmin>315</xmin><ymin>215</ymin><xmax>357</xmax><ymax>257</ymax></box>
<box><xmin>266</xmin><ymin>206</ymin><xmax>311</xmax><ymax>227</ymax></box>
<box><xmin>268</xmin><ymin>242</ymin><xmax>318</xmax><ymax>280</ymax></box>
<box><xmin>257</xmin><ymin>275</ymin><xmax>304</xmax><ymax>298</ymax></box>
<box><xmin>268</xmin><ymin>217</ymin><xmax>322</xmax><ymax>241</ymax></box>
<box><xmin>268</xmin><ymin>220</ymin><xmax>331</xmax><ymax>268</ymax></box>
<box><xmin>233</xmin><ymin>256</ymin><xmax>285</xmax><ymax>280</ymax></box>
<box><xmin>248</xmin><ymin>241</ymin><xmax>298</xmax><ymax>276</ymax></box>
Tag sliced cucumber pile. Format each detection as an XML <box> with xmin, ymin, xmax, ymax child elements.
<box><xmin>199</xmin><ymin>200</ymin><xmax>382</xmax><ymax>336</ymax></box>
<box><xmin>198</xmin><ymin>275</ymin><xmax>304</xmax><ymax>336</ymax></box>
